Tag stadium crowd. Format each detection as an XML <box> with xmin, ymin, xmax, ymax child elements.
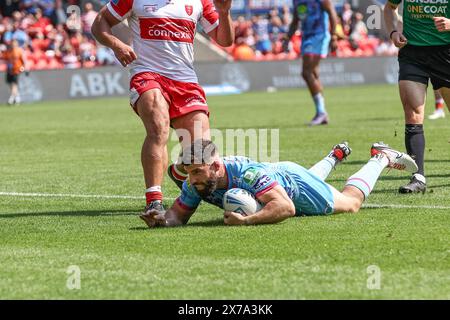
<box><xmin>0</xmin><ymin>1</ymin><xmax>398</xmax><ymax>70</ymax></box>
<box><xmin>228</xmin><ymin>3</ymin><xmax>399</xmax><ymax>61</ymax></box>
<box><xmin>0</xmin><ymin>0</ymin><xmax>117</xmax><ymax>71</ymax></box>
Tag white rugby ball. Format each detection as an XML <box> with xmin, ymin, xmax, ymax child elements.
<box><xmin>223</xmin><ymin>188</ymin><xmax>263</xmax><ymax>216</ymax></box>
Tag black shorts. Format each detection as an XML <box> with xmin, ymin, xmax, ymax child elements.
<box><xmin>398</xmin><ymin>44</ymin><xmax>450</xmax><ymax>90</ymax></box>
<box><xmin>6</xmin><ymin>73</ymin><xmax>18</xmax><ymax>84</ymax></box>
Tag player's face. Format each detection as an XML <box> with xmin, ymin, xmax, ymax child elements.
<box><xmin>185</xmin><ymin>164</ymin><xmax>218</xmax><ymax>198</ymax></box>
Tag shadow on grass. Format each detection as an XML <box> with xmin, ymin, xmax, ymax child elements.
<box><xmin>129</xmin><ymin>218</ymin><xmax>224</xmax><ymax>231</ymax></box>
<box><xmin>0</xmin><ymin>209</ymin><xmax>137</xmax><ymax>218</ymax></box>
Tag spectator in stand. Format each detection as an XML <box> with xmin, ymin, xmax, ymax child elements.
<box><xmin>268</xmin><ymin>14</ymin><xmax>286</xmax><ymax>54</ymax></box>
<box><xmin>3</xmin><ymin>19</ymin><xmax>30</xmax><ymax>48</ymax></box>
<box><xmin>54</xmin><ymin>0</ymin><xmax>67</xmax><ymax>25</ymax></box>
<box><xmin>1</xmin><ymin>0</ymin><xmax>21</xmax><ymax>17</ymax></box>
<box><xmin>38</xmin><ymin>0</ymin><xmax>56</xmax><ymax>21</ymax></box>
<box><xmin>281</xmin><ymin>4</ymin><xmax>292</xmax><ymax>27</ymax></box>
<box><xmin>21</xmin><ymin>0</ymin><xmax>39</xmax><ymax>15</ymax></box>
<box><xmin>349</xmin><ymin>12</ymin><xmax>368</xmax><ymax>49</ymax></box>
<box><xmin>28</xmin><ymin>8</ymin><xmax>52</xmax><ymax>38</ymax></box>
<box><xmin>341</xmin><ymin>2</ymin><xmax>353</xmax><ymax>27</ymax></box>
<box><xmin>252</xmin><ymin>15</ymin><xmax>271</xmax><ymax>55</ymax></box>
<box><xmin>61</xmin><ymin>42</ymin><xmax>79</xmax><ymax>69</ymax></box>
<box><xmin>234</xmin><ymin>15</ymin><xmax>249</xmax><ymax>44</ymax></box>
<box><xmin>81</xmin><ymin>2</ymin><xmax>97</xmax><ymax>40</ymax></box>
<box><xmin>79</xmin><ymin>34</ymin><xmax>96</xmax><ymax>66</ymax></box>
<box><xmin>335</xmin><ymin>16</ymin><xmax>347</xmax><ymax>40</ymax></box>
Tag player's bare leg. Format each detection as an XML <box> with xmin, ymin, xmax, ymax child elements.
<box><xmin>8</xmin><ymin>83</ymin><xmax>19</xmax><ymax>105</ymax></box>
<box><xmin>399</xmin><ymin>80</ymin><xmax>427</xmax><ymax>193</ymax></box>
<box><xmin>168</xmin><ymin>111</ymin><xmax>211</xmax><ymax>189</ymax></box>
<box><xmin>438</xmin><ymin>87</ymin><xmax>450</xmax><ymax>112</ymax></box>
<box><xmin>136</xmin><ymin>88</ymin><xmax>170</xmax><ymax>212</ymax></box>
<box><xmin>302</xmin><ymin>54</ymin><xmax>328</xmax><ymax>126</ymax></box>
<box><xmin>428</xmin><ymin>90</ymin><xmax>446</xmax><ymax>119</ymax></box>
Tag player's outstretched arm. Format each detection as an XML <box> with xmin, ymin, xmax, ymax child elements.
<box><xmin>207</xmin><ymin>0</ymin><xmax>234</xmax><ymax>47</ymax></box>
<box><xmin>91</xmin><ymin>6</ymin><xmax>137</xmax><ymax>67</ymax></box>
<box><xmin>224</xmin><ymin>185</ymin><xmax>296</xmax><ymax>226</ymax></box>
<box><xmin>140</xmin><ymin>201</ymin><xmax>196</xmax><ymax>228</ymax></box>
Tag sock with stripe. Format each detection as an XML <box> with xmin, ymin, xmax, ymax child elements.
<box><xmin>145</xmin><ymin>186</ymin><xmax>163</xmax><ymax>205</ymax></box>
<box><xmin>345</xmin><ymin>154</ymin><xmax>388</xmax><ymax>199</ymax></box>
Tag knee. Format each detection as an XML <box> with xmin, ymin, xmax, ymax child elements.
<box><xmin>302</xmin><ymin>69</ymin><xmax>313</xmax><ymax>81</ymax></box>
<box><xmin>404</xmin><ymin>106</ymin><xmax>423</xmax><ymax>123</ymax></box>
<box><xmin>346</xmin><ymin>198</ymin><xmax>362</xmax><ymax>213</ymax></box>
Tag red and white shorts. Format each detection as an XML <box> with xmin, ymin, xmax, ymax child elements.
<box><xmin>130</xmin><ymin>71</ymin><xmax>209</xmax><ymax>120</ymax></box>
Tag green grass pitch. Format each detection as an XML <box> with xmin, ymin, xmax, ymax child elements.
<box><xmin>0</xmin><ymin>84</ymin><xmax>449</xmax><ymax>299</ymax></box>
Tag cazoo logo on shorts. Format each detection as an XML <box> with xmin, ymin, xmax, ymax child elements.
<box><xmin>139</xmin><ymin>18</ymin><xmax>195</xmax><ymax>43</ymax></box>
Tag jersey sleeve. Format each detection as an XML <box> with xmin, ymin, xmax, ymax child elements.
<box><xmin>199</xmin><ymin>0</ymin><xmax>219</xmax><ymax>33</ymax></box>
<box><xmin>176</xmin><ymin>180</ymin><xmax>202</xmax><ymax>211</ymax></box>
<box><xmin>106</xmin><ymin>0</ymin><xmax>133</xmax><ymax>21</ymax></box>
<box><xmin>240</xmin><ymin>166</ymin><xmax>279</xmax><ymax>199</ymax></box>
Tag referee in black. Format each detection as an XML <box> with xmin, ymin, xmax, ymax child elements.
<box><xmin>384</xmin><ymin>0</ymin><xmax>450</xmax><ymax>193</ymax></box>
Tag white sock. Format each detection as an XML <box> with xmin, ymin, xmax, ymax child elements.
<box><xmin>345</xmin><ymin>155</ymin><xmax>389</xmax><ymax>199</ymax></box>
<box><xmin>145</xmin><ymin>186</ymin><xmax>162</xmax><ymax>193</ymax></box>
<box><xmin>309</xmin><ymin>156</ymin><xmax>337</xmax><ymax>181</ymax></box>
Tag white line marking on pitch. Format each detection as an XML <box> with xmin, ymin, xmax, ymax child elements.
<box><xmin>0</xmin><ymin>192</ymin><xmax>449</xmax><ymax>210</ymax></box>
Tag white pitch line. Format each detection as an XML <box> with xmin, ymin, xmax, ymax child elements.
<box><xmin>0</xmin><ymin>191</ymin><xmax>145</xmax><ymax>200</ymax></box>
<box><xmin>0</xmin><ymin>192</ymin><xmax>449</xmax><ymax>210</ymax></box>
<box><xmin>363</xmin><ymin>203</ymin><xmax>450</xmax><ymax>210</ymax></box>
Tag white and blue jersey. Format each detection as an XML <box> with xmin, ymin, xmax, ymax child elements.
<box><xmin>293</xmin><ymin>0</ymin><xmax>331</xmax><ymax>57</ymax></box>
<box><xmin>176</xmin><ymin>156</ymin><xmax>334</xmax><ymax>216</ymax></box>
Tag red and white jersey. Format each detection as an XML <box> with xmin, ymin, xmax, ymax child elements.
<box><xmin>107</xmin><ymin>0</ymin><xmax>219</xmax><ymax>83</ymax></box>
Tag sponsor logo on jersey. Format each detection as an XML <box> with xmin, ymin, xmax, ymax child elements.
<box><xmin>139</xmin><ymin>18</ymin><xmax>195</xmax><ymax>43</ymax></box>
<box><xmin>243</xmin><ymin>168</ymin><xmax>259</xmax><ymax>185</ymax></box>
<box><xmin>254</xmin><ymin>175</ymin><xmax>271</xmax><ymax>190</ymax></box>
<box><xmin>185</xmin><ymin>5</ymin><xmax>193</xmax><ymax>16</ymax></box>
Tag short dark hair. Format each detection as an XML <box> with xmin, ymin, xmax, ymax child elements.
<box><xmin>181</xmin><ymin>139</ymin><xmax>218</xmax><ymax>165</ymax></box>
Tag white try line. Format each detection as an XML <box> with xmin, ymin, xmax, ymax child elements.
<box><xmin>362</xmin><ymin>203</ymin><xmax>450</xmax><ymax>210</ymax></box>
<box><xmin>0</xmin><ymin>192</ymin><xmax>449</xmax><ymax>210</ymax></box>
<box><xmin>0</xmin><ymin>191</ymin><xmax>145</xmax><ymax>200</ymax></box>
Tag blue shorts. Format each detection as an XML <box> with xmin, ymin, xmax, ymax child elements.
<box><xmin>301</xmin><ymin>32</ymin><xmax>331</xmax><ymax>58</ymax></box>
<box><xmin>279</xmin><ymin>162</ymin><xmax>334</xmax><ymax>216</ymax></box>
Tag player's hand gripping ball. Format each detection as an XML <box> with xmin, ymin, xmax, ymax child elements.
<box><xmin>223</xmin><ymin>188</ymin><xmax>263</xmax><ymax>216</ymax></box>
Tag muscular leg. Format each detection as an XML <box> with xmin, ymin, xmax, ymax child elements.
<box><xmin>399</xmin><ymin>80</ymin><xmax>427</xmax><ymax>180</ymax></box>
<box><xmin>438</xmin><ymin>87</ymin><xmax>450</xmax><ymax>112</ymax></box>
<box><xmin>136</xmin><ymin>89</ymin><xmax>170</xmax><ymax>204</ymax></box>
<box><xmin>302</xmin><ymin>54</ymin><xmax>323</xmax><ymax>96</ymax></box>
<box><xmin>302</xmin><ymin>54</ymin><xmax>328</xmax><ymax>125</ymax></box>
<box><xmin>169</xmin><ymin>111</ymin><xmax>211</xmax><ymax>181</ymax></box>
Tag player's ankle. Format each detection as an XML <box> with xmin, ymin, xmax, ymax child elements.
<box><xmin>145</xmin><ymin>186</ymin><xmax>163</xmax><ymax>205</ymax></box>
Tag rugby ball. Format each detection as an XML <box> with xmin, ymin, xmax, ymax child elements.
<box><xmin>223</xmin><ymin>188</ymin><xmax>263</xmax><ymax>216</ymax></box>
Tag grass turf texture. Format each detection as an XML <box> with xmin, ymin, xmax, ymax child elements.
<box><xmin>0</xmin><ymin>84</ymin><xmax>449</xmax><ymax>299</ymax></box>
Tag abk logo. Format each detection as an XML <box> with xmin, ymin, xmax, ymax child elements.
<box><xmin>185</xmin><ymin>5</ymin><xmax>193</xmax><ymax>16</ymax></box>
